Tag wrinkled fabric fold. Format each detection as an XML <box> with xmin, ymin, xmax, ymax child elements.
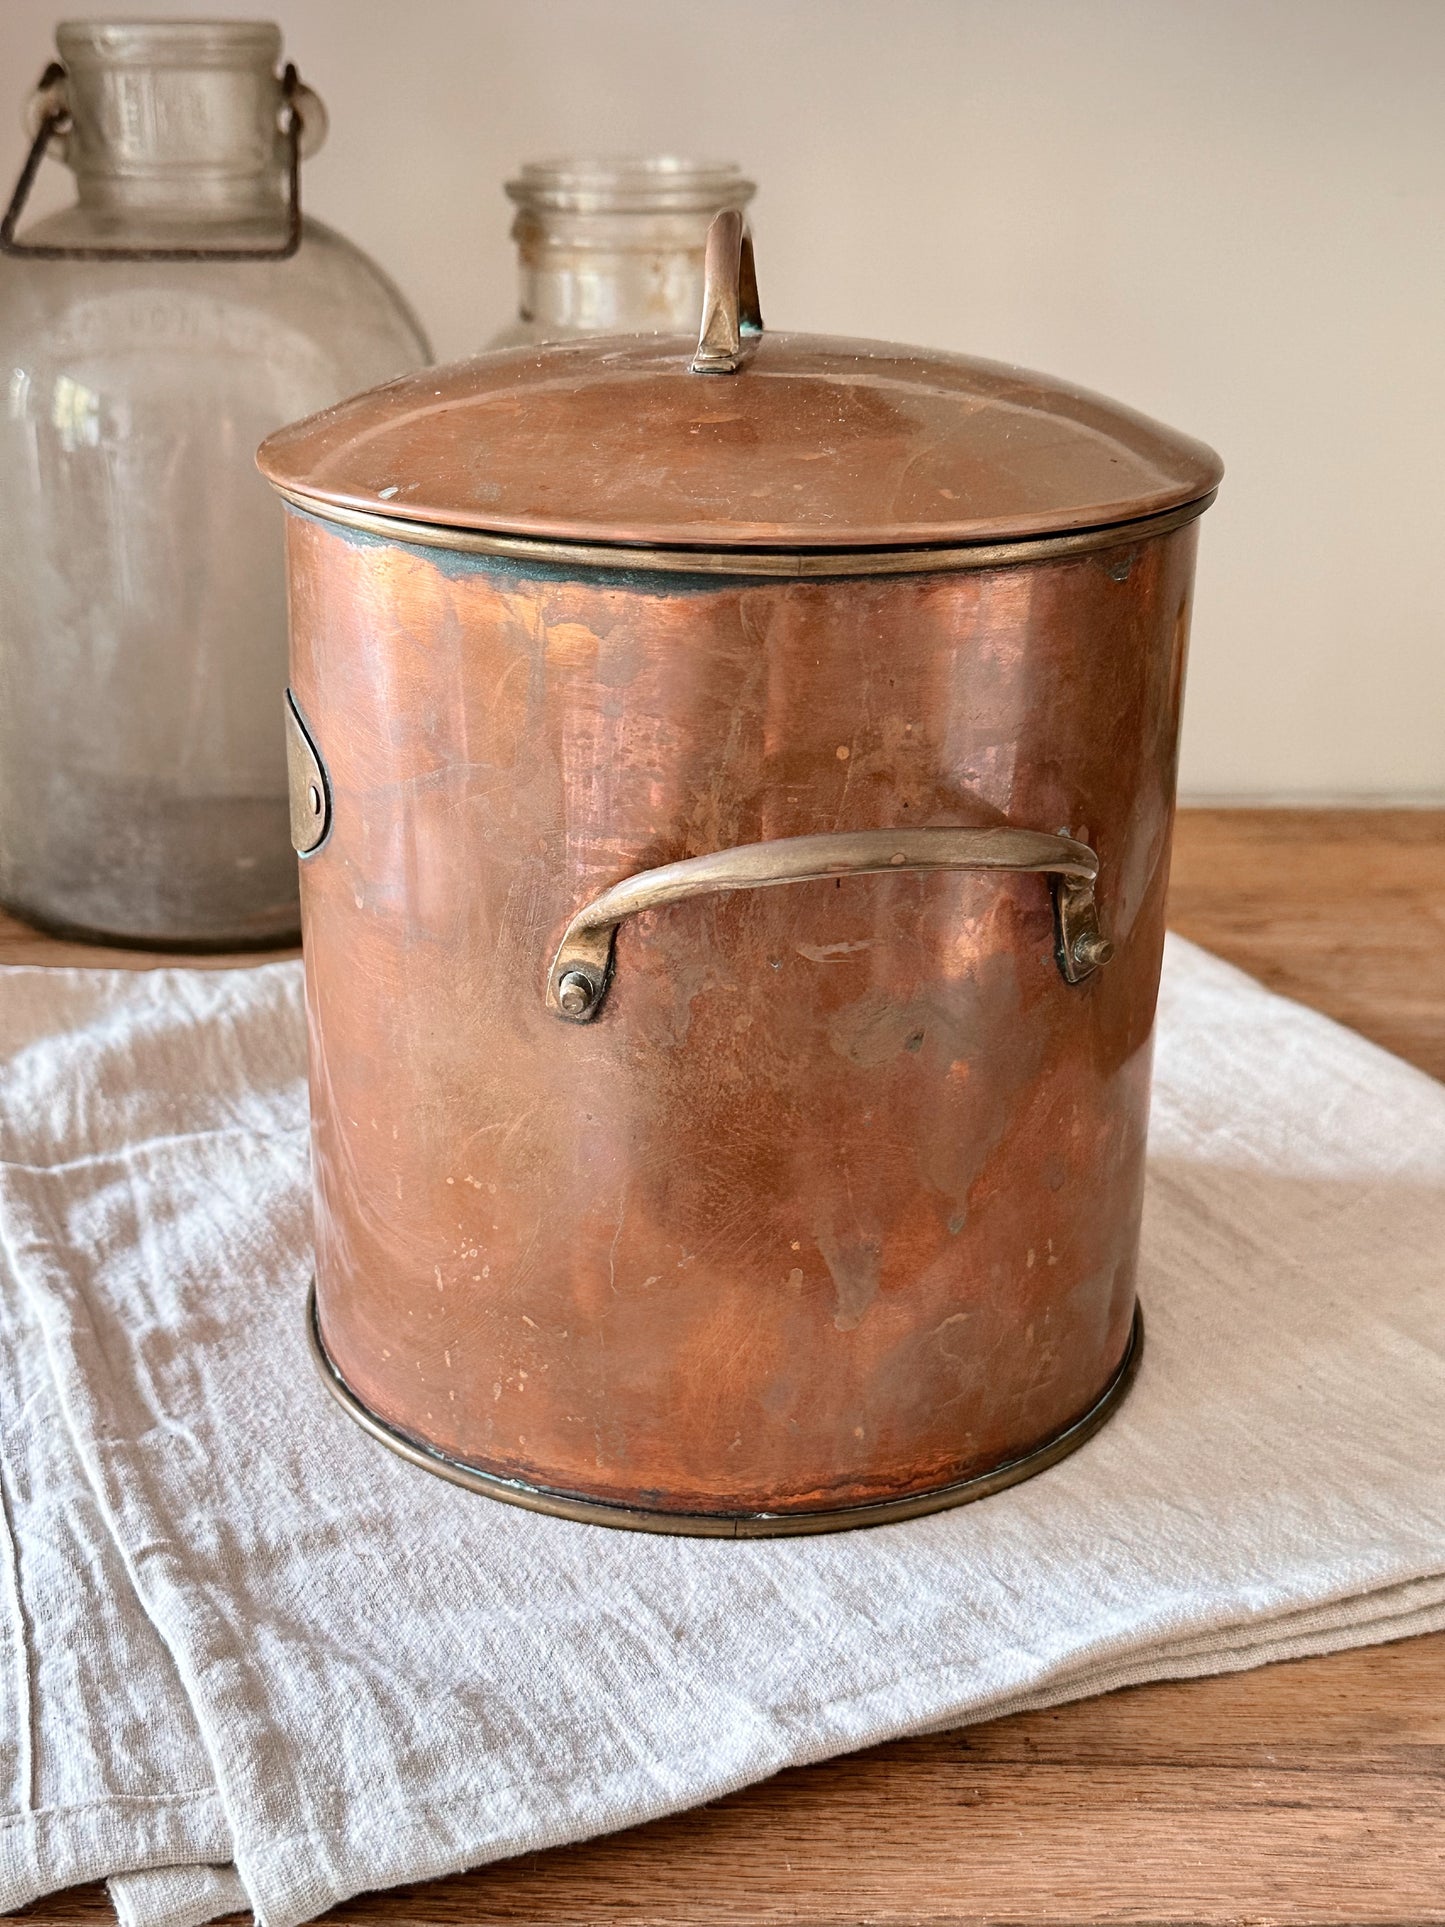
<box><xmin>0</xmin><ymin>939</ymin><xmax>1441</xmax><ymax>1927</ymax></box>
<box><xmin>0</xmin><ymin>1200</ymin><xmax>232</xmax><ymax>1914</ymax></box>
<box><xmin>109</xmin><ymin>1861</ymin><xmax>251</xmax><ymax>1927</ymax></box>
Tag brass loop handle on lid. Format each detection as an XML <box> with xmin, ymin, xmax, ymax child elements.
<box><xmin>0</xmin><ymin>61</ymin><xmax>314</xmax><ymax>261</ymax></box>
<box><xmin>547</xmin><ymin>825</ymin><xmax>1113</xmax><ymax>1022</ymax></box>
<box><xmin>690</xmin><ymin>207</ymin><xmax>763</xmax><ymax>374</ymax></box>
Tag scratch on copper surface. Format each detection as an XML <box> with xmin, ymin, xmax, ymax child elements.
<box><xmin>460</xmin><ymin>1104</ymin><xmax>540</xmax><ymax>1158</ymax></box>
<box><xmin>795</xmin><ymin>937</ymin><xmax>876</xmax><ymax>962</ymax></box>
<box><xmin>606</xmin><ymin>1190</ymin><xmax>628</xmax><ymax>1296</ymax></box>
<box><xmin>831</xmin><ymin>724</ymin><xmax>860</xmax><ymax>832</ymax></box>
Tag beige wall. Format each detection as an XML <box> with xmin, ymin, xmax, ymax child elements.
<box><xmin>4</xmin><ymin>0</ymin><xmax>1442</xmax><ymax>799</ymax></box>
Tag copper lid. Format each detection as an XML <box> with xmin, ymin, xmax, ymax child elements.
<box><xmin>259</xmin><ymin>214</ymin><xmax>1221</xmax><ymax>552</ymax></box>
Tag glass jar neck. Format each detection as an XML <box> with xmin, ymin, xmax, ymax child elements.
<box><xmin>504</xmin><ymin>159</ymin><xmax>756</xmax><ymax>338</ymax></box>
<box><xmin>54</xmin><ymin>21</ymin><xmax>288</xmax><ymax>223</ymax></box>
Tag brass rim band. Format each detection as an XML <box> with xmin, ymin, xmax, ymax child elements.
<box><xmin>306</xmin><ymin>1282</ymin><xmax>1143</xmax><ymax>1538</ymax></box>
<box><xmin>275</xmin><ymin>488</ymin><xmax>1216</xmax><ymax>580</ymax></box>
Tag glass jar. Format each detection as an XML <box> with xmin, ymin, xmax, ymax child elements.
<box><xmin>489</xmin><ymin>157</ymin><xmax>755</xmax><ymax>347</ymax></box>
<box><xmin>0</xmin><ymin>21</ymin><xmax>430</xmax><ymax>948</ymax></box>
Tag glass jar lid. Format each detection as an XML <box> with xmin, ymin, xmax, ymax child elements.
<box><xmin>258</xmin><ymin>214</ymin><xmax>1221</xmax><ymax>552</ymax></box>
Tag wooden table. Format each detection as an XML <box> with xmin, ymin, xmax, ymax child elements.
<box><xmin>11</xmin><ymin>808</ymin><xmax>1445</xmax><ymax>1927</ymax></box>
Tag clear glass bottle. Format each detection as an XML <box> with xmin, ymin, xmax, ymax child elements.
<box><xmin>0</xmin><ymin>21</ymin><xmax>430</xmax><ymax>947</ymax></box>
<box><xmin>489</xmin><ymin>157</ymin><xmax>756</xmax><ymax>347</ymax></box>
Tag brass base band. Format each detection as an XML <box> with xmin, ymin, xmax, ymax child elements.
<box><xmin>307</xmin><ymin>1283</ymin><xmax>1143</xmax><ymax>1538</ymax></box>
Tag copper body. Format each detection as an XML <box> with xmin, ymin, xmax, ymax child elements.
<box><xmin>287</xmin><ymin>507</ymin><xmax>1200</xmax><ymax>1527</ymax></box>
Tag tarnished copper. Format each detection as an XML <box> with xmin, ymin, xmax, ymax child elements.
<box><xmin>259</xmin><ymin>219</ymin><xmax>1220</xmax><ymax>1532</ymax></box>
<box><xmin>306</xmin><ymin>1283</ymin><xmax>1145</xmax><ymax>1536</ymax></box>
<box><xmin>257</xmin><ymin>343</ymin><xmax>1221</xmax><ymax>553</ymax></box>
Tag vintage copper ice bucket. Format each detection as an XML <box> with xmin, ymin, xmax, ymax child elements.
<box><xmin>258</xmin><ymin>215</ymin><xmax>1221</xmax><ymax>1535</ymax></box>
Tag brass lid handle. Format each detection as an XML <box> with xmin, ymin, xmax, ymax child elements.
<box><xmin>690</xmin><ymin>207</ymin><xmax>763</xmax><ymax>375</ymax></box>
<box><xmin>547</xmin><ymin>825</ymin><xmax>1112</xmax><ymax>1022</ymax></box>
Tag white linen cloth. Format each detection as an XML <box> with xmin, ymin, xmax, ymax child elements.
<box><xmin>0</xmin><ymin>936</ymin><xmax>1442</xmax><ymax>1927</ymax></box>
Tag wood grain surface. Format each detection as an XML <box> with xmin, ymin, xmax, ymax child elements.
<box><xmin>7</xmin><ymin>808</ymin><xmax>1444</xmax><ymax>1927</ymax></box>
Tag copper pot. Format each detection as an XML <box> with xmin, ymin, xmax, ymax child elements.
<box><xmin>259</xmin><ymin>215</ymin><xmax>1221</xmax><ymax>1535</ymax></box>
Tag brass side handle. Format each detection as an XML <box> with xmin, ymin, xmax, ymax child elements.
<box><xmin>284</xmin><ymin>689</ymin><xmax>331</xmax><ymax>855</ymax></box>
<box><xmin>547</xmin><ymin>826</ymin><xmax>1112</xmax><ymax>1022</ymax></box>
<box><xmin>690</xmin><ymin>207</ymin><xmax>763</xmax><ymax>375</ymax></box>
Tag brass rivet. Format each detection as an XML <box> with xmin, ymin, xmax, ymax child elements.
<box><xmin>1072</xmin><ymin>933</ymin><xmax>1115</xmax><ymax>970</ymax></box>
<box><xmin>307</xmin><ymin>783</ymin><xmax>322</xmax><ymax>817</ymax></box>
<box><xmin>557</xmin><ymin>971</ymin><xmax>595</xmax><ymax>1017</ymax></box>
